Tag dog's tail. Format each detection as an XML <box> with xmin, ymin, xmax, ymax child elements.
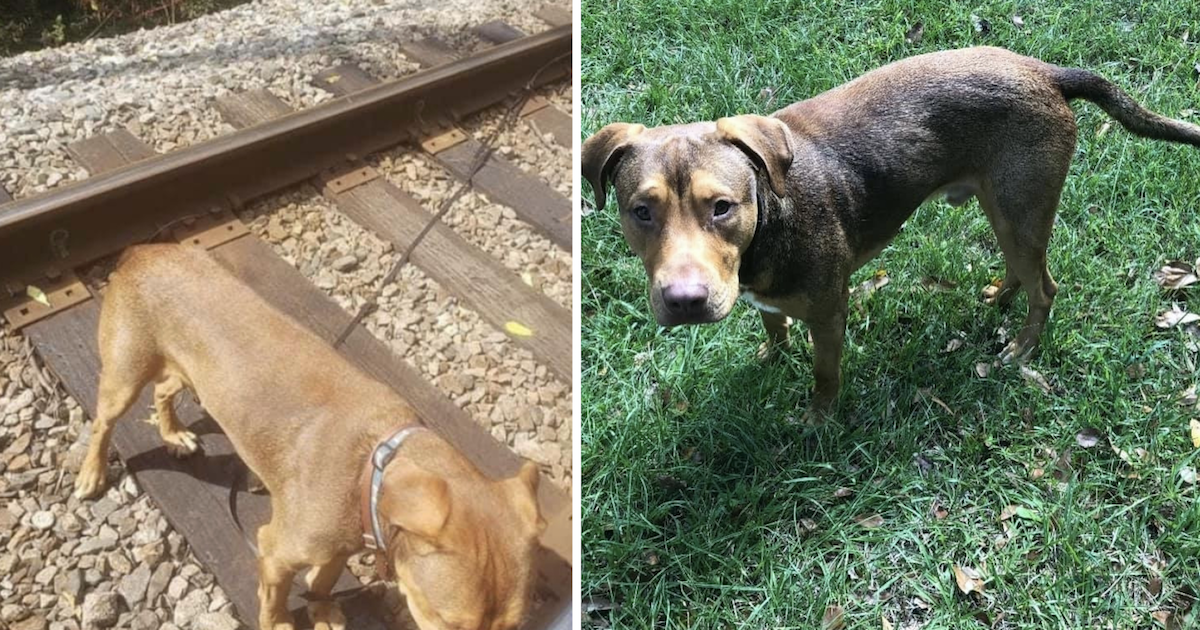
<box><xmin>1054</xmin><ymin>67</ymin><xmax>1200</xmax><ymax>147</ymax></box>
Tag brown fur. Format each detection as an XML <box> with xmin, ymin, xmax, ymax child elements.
<box><xmin>583</xmin><ymin>46</ymin><xmax>1200</xmax><ymax>415</ymax></box>
<box><xmin>75</xmin><ymin>244</ymin><xmax>545</xmax><ymax>630</ymax></box>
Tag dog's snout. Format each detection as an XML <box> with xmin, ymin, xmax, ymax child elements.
<box><xmin>661</xmin><ymin>282</ymin><xmax>710</xmax><ymax>316</ymax></box>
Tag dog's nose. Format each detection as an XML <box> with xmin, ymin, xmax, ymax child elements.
<box><xmin>661</xmin><ymin>282</ymin><xmax>710</xmax><ymax>316</ymax></box>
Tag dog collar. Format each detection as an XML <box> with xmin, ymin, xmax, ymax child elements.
<box><xmin>360</xmin><ymin>425</ymin><xmax>426</xmax><ymax>561</ymax></box>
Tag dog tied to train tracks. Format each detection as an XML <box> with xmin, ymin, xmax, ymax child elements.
<box><xmin>73</xmin><ymin>245</ymin><xmax>545</xmax><ymax>630</ymax></box>
<box><xmin>583</xmin><ymin>46</ymin><xmax>1200</xmax><ymax>418</ymax></box>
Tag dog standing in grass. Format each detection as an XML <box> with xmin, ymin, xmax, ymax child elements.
<box><xmin>584</xmin><ymin>46</ymin><xmax>1200</xmax><ymax>417</ymax></box>
<box><xmin>74</xmin><ymin>244</ymin><xmax>546</xmax><ymax>630</ymax></box>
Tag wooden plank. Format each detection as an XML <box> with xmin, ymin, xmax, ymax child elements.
<box><xmin>313</xmin><ymin>64</ymin><xmax>379</xmax><ymax>97</ymax></box>
<box><xmin>211</xmin><ymin>90</ymin><xmax>292</xmax><ymax>130</ymax></box>
<box><xmin>323</xmin><ymin>176</ymin><xmax>572</xmax><ymax>381</ymax></box>
<box><xmin>25</xmin><ymin>303</ymin><xmax>385</xmax><ymax>629</ymax></box>
<box><xmin>525</xmin><ymin>103</ymin><xmax>573</xmax><ymax>148</ymax></box>
<box><xmin>400</xmin><ymin>37</ymin><xmax>459</xmax><ymax>68</ymax></box>
<box><xmin>436</xmin><ymin>138</ymin><xmax>571</xmax><ymax>251</ymax></box>
<box><xmin>48</xmin><ymin>131</ymin><xmax>388</xmax><ymax>629</ymax></box>
<box><xmin>65</xmin><ymin>129</ymin><xmax>156</xmax><ymax>175</ymax></box>
<box><xmin>535</xmin><ymin>5</ymin><xmax>572</xmax><ymax>27</ymax></box>
<box><xmin>475</xmin><ymin>20</ymin><xmax>526</xmax><ymax>45</ymax></box>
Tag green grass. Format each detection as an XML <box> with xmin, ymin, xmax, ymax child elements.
<box><xmin>580</xmin><ymin>1</ymin><xmax>1200</xmax><ymax>628</ymax></box>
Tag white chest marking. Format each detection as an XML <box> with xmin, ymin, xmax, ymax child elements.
<box><xmin>740</xmin><ymin>291</ymin><xmax>783</xmax><ymax>314</ymax></box>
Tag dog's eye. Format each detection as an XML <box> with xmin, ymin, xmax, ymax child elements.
<box><xmin>631</xmin><ymin>205</ymin><xmax>651</xmax><ymax>222</ymax></box>
<box><xmin>714</xmin><ymin>200</ymin><xmax>734</xmax><ymax>217</ymax></box>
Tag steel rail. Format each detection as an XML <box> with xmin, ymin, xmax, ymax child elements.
<box><xmin>0</xmin><ymin>24</ymin><xmax>570</xmax><ymax>288</ymax></box>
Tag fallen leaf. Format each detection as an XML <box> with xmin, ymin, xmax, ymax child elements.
<box><xmin>1127</xmin><ymin>363</ymin><xmax>1147</xmax><ymax>379</ymax></box>
<box><xmin>834</xmin><ymin>487</ymin><xmax>854</xmax><ymax>498</ymax></box>
<box><xmin>1182</xmin><ymin>466</ymin><xmax>1197</xmax><ymax>484</ymax></box>
<box><xmin>26</xmin><ymin>285</ymin><xmax>49</xmax><ymax>307</ymax></box>
<box><xmin>953</xmin><ymin>564</ymin><xmax>985</xmax><ymax>594</ymax></box>
<box><xmin>882</xmin><ymin>616</ymin><xmax>894</xmax><ymax>630</ymax></box>
<box><xmin>1190</xmin><ymin>419</ymin><xmax>1200</xmax><ymax>448</ymax></box>
<box><xmin>855</xmin><ymin>269</ymin><xmax>890</xmax><ymax>299</ymax></box>
<box><xmin>1053</xmin><ymin>448</ymin><xmax>1074</xmax><ymax>482</ymax></box>
<box><xmin>504</xmin><ymin>321</ymin><xmax>534</xmax><ymax>337</ymax></box>
<box><xmin>758</xmin><ymin>87</ymin><xmax>776</xmax><ymax>108</ymax></box>
<box><xmin>1097</xmin><ymin>121</ymin><xmax>1113</xmax><ymax>137</ymax></box>
<box><xmin>856</xmin><ymin>513</ymin><xmax>885</xmax><ymax>529</ymax></box>
<box><xmin>800</xmin><ymin>518</ymin><xmax>818</xmax><ymax>532</ymax></box>
<box><xmin>970</xmin><ymin>14</ymin><xmax>991</xmax><ymax>35</ymax></box>
<box><xmin>1076</xmin><ymin>427</ymin><xmax>1102</xmax><ymax>448</ymax></box>
<box><xmin>920</xmin><ymin>276</ymin><xmax>958</xmax><ymax>291</ymax></box>
<box><xmin>1149</xmin><ymin>576</ymin><xmax>1164</xmax><ymax>597</ymax></box>
<box><xmin>1012</xmin><ymin>14</ymin><xmax>1025</xmax><ymax>26</ymax></box>
<box><xmin>822</xmin><ymin>605</ymin><xmax>846</xmax><ymax>630</ymax></box>
<box><xmin>943</xmin><ymin>338</ymin><xmax>964</xmax><ymax>353</ymax></box>
<box><xmin>975</xmin><ymin>362</ymin><xmax>991</xmax><ymax>378</ymax></box>
<box><xmin>1178</xmin><ymin>385</ymin><xmax>1198</xmax><ymax>407</ymax></box>
<box><xmin>931</xmin><ymin>501</ymin><xmax>949</xmax><ymax>519</ymax></box>
<box><xmin>1030</xmin><ymin>467</ymin><xmax>1045</xmax><ymax>480</ymax></box>
<box><xmin>916</xmin><ymin>388</ymin><xmax>955</xmax><ymax>415</ymax></box>
<box><xmin>520</xmin><ymin>271</ymin><xmax>535</xmax><ymax>287</ymax></box>
<box><xmin>905</xmin><ymin>22</ymin><xmax>924</xmax><ymax>45</ymax></box>
<box><xmin>1156</xmin><ymin>304</ymin><xmax>1200</xmax><ymax>329</ymax></box>
<box><xmin>1152</xmin><ymin>610</ymin><xmax>1174</xmax><ymax>628</ymax></box>
<box><xmin>1154</xmin><ymin>260</ymin><xmax>1199</xmax><ymax>290</ymax></box>
<box><xmin>1000</xmin><ymin>505</ymin><xmax>1018</xmax><ymax>521</ymax></box>
<box><xmin>1020</xmin><ymin>365</ymin><xmax>1053</xmax><ymax>394</ymax></box>
<box><xmin>1013</xmin><ymin>506</ymin><xmax>1041</xmax><ymax>521</ymax></box>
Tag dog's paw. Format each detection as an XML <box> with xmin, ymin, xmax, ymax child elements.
<box><xmin>74</xmin><ymin>466</ymin><xmax>107</xmax><ymax>499</ymax></box>
<box><xmin>998</xmin><ymin>338</ymin><xmax>1036</xmax><ymax>365</ymax></box>
<box><xmin>310</xmin><ymin>601</ymin><xmax>347</xmax><ymax>630</ymax></box>
<box><xmin>162</xmin><ymin>429</ymin><xmax>199</xmax><ymax>457</ymax></box>
<box><xmin>755</xmin><ymin>340</ymin><xmax>791</xmax><ymax>363</ymax></box>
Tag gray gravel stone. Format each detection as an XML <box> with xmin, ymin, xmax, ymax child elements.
<box><xmin>81</xmin><ymin>592</ymin><xmax>121</xmax><ymax>629</ymax></box>
<box><xmin>172</xmin><ymin>589</ymin><xmax>210</xmax><ymax>627</ymax></box>
<box><xmin>118</xmin><ymin>562</ymin><xmax>152</xmax><ymax>607</ymax></box>
<box><xmin>192</xmin><ymin>611</ymin><xmax>240</xmax><ymax>630</ymax></box>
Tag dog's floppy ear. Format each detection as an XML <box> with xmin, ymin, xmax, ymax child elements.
<box><xmin>715</xmin><ymin>115</ymin><xmax>793</xmax><ymax>197</ymax></box>
<box><xmin>582</xmin><ymin>122</ymin><xmax>645</xmax><ymax>211</ymax></box>
<box><xmin>505</xmin><ymin>460</ymin><xmax>547</xmax><ymax>535</ymax></box>
<box><xmin>380</xmin><ymin>459</ymin><xmax>451</xmax><ymax>542</ymax></box>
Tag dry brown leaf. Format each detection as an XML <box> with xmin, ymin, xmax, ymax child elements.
<box><xmin>931</xmin><ymin>501</ymin><xmax>948</xmax><ymax>520</ymax></box>
<box><xmin>882</xmin><ymin>616</ymin><xmax>894</xmax><ymax>630</ymax></box>
<box><xmin>1053</xmin><ymin>448</ymin><xmax>1074</xmax><ymax>482</ymax></box>
<box><xmin>1020</xmin><ymin>365</ymin><xmax>1053</xmax><ymax>394</ymax></box>
<box><xmin>1097</xmin><ymin>120</ymin><xmax>1113</xmax><ymax>137</ymax></box>
<box><xmin>1178</xmin><ymin>385</ymin><xmax>1198</xmax><ymax>407</ymax></box>
<box><xmin>857</xmin><ymin>513</ymin><xmax>885</xmax><ymax>529</ymax></box>
<box><xmin>905</xmin><ymin>22</ymin><xmax>924</xmax><ymax>45</ymax></box>
<box><xmin>916</xmin><ymin>388</ymin><xmax>955</xmax><ymax>415</ymax></box>
<box><xmin>975</xmin><ymin>362</ymin><xmax>991</xmax><ymax>378</ymax></box>
<box><xmin>800</xmin><ymin>518</ymin><xmax>817</xmax><ymax>532</ymax></box>
<box><xmin>1152</xmin><ymin>610</ymin><xmax>1174</xmax><ymax>629</ymax></box>
<box><xmin>1000</xmin><ymin>504</ymin><xmax>1018</xmax><ymax>521</ymax></box>
<box><xmin>1190</xmin><ymin>419</ymin><xmax>1200</xmax><ymax>449</ymax></box>
<box><xmin>1154</xmin><ymin>260</ymin><xmax>1199</xmax><ymax>290</ymax></box>
<box><xmin>1149</xmin><ymin>576</ymin><xmax>1163</xmax><ymax>597</ymax></box>
<box><xmin>1127</xmin><ymin>363</ymin><xmax>1147</xmax><ymax>379</ymax></box>
<box><xmin>855</xmin><ymin>270</ymin><xmax>890</xmax><ymax>299</ymax></box>
<box><xmin>953</xmin><ymin>565</ymin><xmax>985</xmax><ymax>594</ymax></box>
<box><xmin>920</xmin><ymin>276</ymin><xmax>958</xmax><ymax>292</ymax></box>
<box><xmin>1012</xmin><ymin>14</ymin><xmax>1025</xmax><ymax>26</ymax></box>
<box><xmin>943</xmin><ymin>338</ymin><xmax>964</xmax><ymax>353</ymax></box>
<box><xmin>1181</xmin><ymin>466</ymin><xmax>1197</xmax><ymax>484</ymax></box>
<box><xmin>1156</xmin><ymin>304</ymin><xmax>1200</xmax><ymax>329</ymax></box>
<box><xmin>1030</xmin><ymin>467</ymin><xmax>1045</xmax><ymax>480</ymax></box>
<box><xmin>1076</xmin><ymin>427</ymin><xmax>1102</xmax><ymax>448</ymax></box>
<box><xmin>834</xmin><ymin>487</ymin><xmax>854</xmax><ymax>499</ymax></box>
<box><xmin>822</xmin><ymin>605</ymin><xmax>846</xmax><ymax>630</ymax></box>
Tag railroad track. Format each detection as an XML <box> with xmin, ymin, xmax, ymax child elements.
<box><xmin>0</xmin><ymin>7</ymin><xmax>572</xmax><ymax>630</ymax></box>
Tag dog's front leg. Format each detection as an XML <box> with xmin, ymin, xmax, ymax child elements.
<box><xmin>256</xmin><ymin>521</ymin><xmax>299</xmax><ymax>630</ymax></box>
<box><xmin>803</xmin><ymin>300</ymin><xmax>847</xmax><ymax>421</ymax></box>
<box><xmin>756</xmin><ymin>310</ymin><xmax>792</xmax><ymax>362</ymax></box>
<box><xmin>305</xmin><ymin>554</ymin><xmax>350</xmax><ymax>630</ymax></box>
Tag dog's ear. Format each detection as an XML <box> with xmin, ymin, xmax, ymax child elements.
<box><xmin>715</xmin><ymin>115</ymin><xmax>793</xmax><ymax>197</ymax></box>
<box><xmin>582</xmin><ymin>122</ymin><xmax>645</xmax><ymax>212</ymax></box>
<box><xmin>380</xmin><ymin>459</ymin><xmax>451</xmax><ymax>541</ymax></box>
<box><xmin>505</xmin><ymin>460</ymin><xmax>547</xmax><ymax>535</ymax></box>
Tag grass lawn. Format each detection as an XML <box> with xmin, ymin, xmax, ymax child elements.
<box><xmin>580</xmin><ymin>1</ymin><xmax>1200</xmax><ymax>628</ymax></box>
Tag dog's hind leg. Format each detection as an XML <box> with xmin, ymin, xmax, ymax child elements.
<box><xmin>978</xmin><ymin>170</ymin><xmax>1065</xmax><ymax>364</ymax></box>
<box><xmin>76</xmin><ymin>298</ymin><xmax>157</xmax><ymax>498</ymax></box>
<box><xmin>152</xmin><ymin>374</ymin><xmax>199</xmax><ymax>457</ymax></box>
